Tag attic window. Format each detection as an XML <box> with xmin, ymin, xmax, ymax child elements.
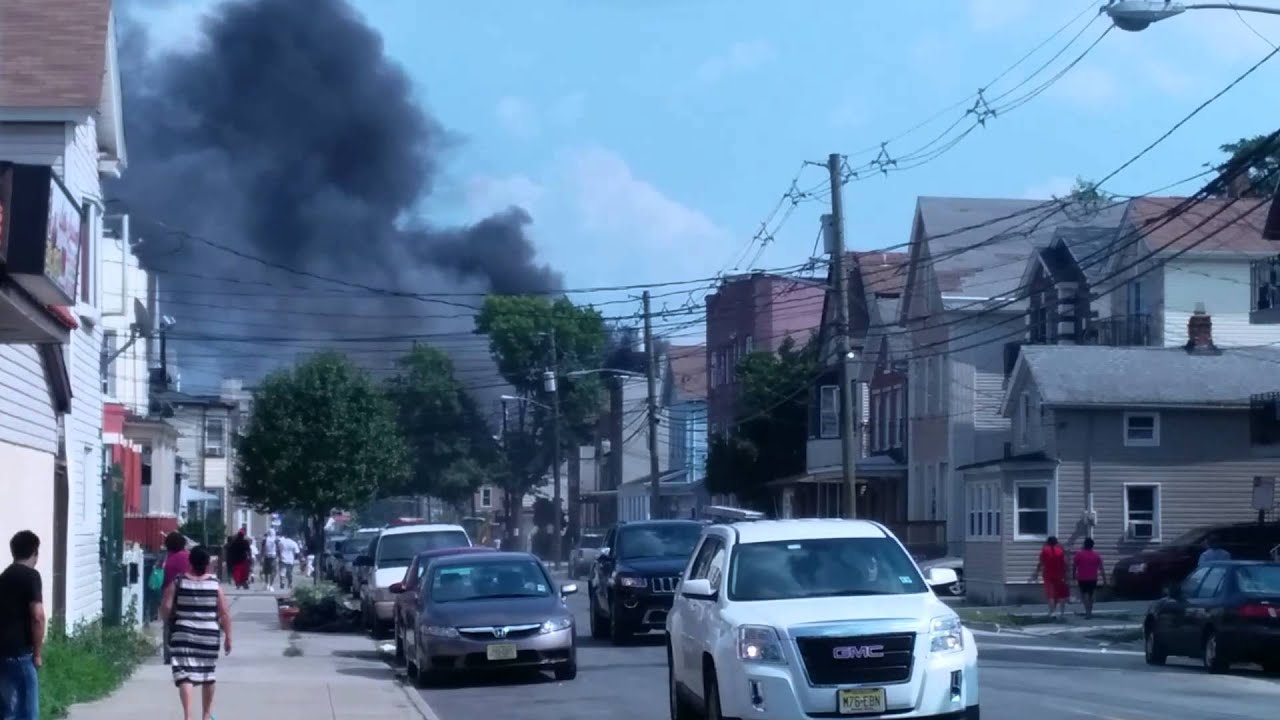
<box><xmin>1123</xmin><ymin>412</ymin><xmax>1160</xmax><ymax>447</ymax></box>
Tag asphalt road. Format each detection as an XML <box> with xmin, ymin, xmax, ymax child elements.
<box><xmin>414</xmin><ymin>592</ymin><xmax>1280</xmax><ymax>720</ymax></box>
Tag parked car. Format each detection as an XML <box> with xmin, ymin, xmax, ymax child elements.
<box><xmin>919</xmin><ymin>556</ymin><xmax>965</xmax><ymax>597</ymax></box>
<box><xmin>391</xmin><ymin>546</ymin><xmax>497</xmax><ymax>665</ymax></box>
<box><xmin>666</xmin><ymin>518</ymin><xmax>976</xmax><ymax>720</ymax></box>
<box><xmin>588</xmin><ymin>520</ymin><xmax>704</xmax><ymax>644</ymax></box>
<box><xmin>404</xmin><ymin>551</ymin><xmax>578</xmax><ymax>686</ymax></box>
<box><xmin>1143</xmin><ymin>560</ymin><xmax>1280</xmax><ymax>673</ymax></box>
<box><xmin>358</xmin><ymin>523</ymin><xmax>471</xmax><ymax>637</ymax></box>
<box><xmin>337</xmin><ymin>528</ymin><xmax>379</xmax><ymax>591</ymax></box>
<box><xmin>1113</xmin><ymin>522</ymin><xmax>1280</xmax><ymax>598</ymax></box>
<box><xmin>569</xmin><ymin>532</ymin><xmax>604</xmax><ymax>579</ymax></box>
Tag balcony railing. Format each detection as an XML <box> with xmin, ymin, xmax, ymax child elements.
<box><xmin>1251</xmin><ymin>256</ymin><xmax>1280</xmax><ymax>324</ymax></box>
<box><xmin>1250</xmin><ymin>391</ymin><xmax>1280</xmax><ymax>446</ymax></box>
<box><xmin>1085</xmin><ymin>314</ymin><xmax>1152</xmax><ymax>347</ymax></box>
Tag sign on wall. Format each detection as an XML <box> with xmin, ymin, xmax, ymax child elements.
<box><xmin>3</xmin><ymin>163</ymin><xmax>84</xmax><ymax>306</ymax></box>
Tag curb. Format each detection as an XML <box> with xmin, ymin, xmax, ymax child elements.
<box><xmin>399</xmin><ymin>680</ymin><xmax>442</xmax><ymax>720</ymax></box>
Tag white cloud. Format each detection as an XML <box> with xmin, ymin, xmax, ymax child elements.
<box><xmin>465</xmin><ymin>174</ymin><xmax>547</xmax><ymax>218</ymax></box>
<box><xmin>695</xmin><ymin>41</ymin><xmax>776</xmax><ymax>83</ymax></box>
<box><xmin>1046</xmin><ymin>64</ymin><xmax>1120</xmax><ymax>109</ymax></box>
<box><xmin>968</xmin><ymin>0</ymin><xmax>1033</xmax><ymax>31</ymax></box>
<box><xmin>1023</xmin><ymin>176</ymin><xmax>1076</xmax><ymax>200</ymax></box>
<box><xmin>495</xmin><ymin>96</ymin><xmax>539</xmax><ymax>137</ymax></box>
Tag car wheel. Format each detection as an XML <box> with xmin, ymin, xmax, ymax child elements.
<box><xmin>1203</xmin><ymin>630</ymin><xmax>1230</xmax><ymax>674</ymax></box>
<box><xmin>668</xmin><ymin>643</ymin><xmax>696</xmax><ymax>720</ymax></box>
<box><xmin>589</xmin><ymin>592</ymin><xmax>609</xmax><ymax>640</ymax></box>
<box><xmin>1143</xmin><ymin>624</ymin><xmax>1167</xmax><ymax>666</ymax></box>
<box><xmin>609</xmin><ymin>603</ymin><xmax>631</xmax><ymax>645</ymax></box>
<box><xmin>554</xmin><ymin>662</ymin><xmax>578</xmax><ymax>681</ymax></box>
<box><xmin>703</xmin><ymin>665</ymin><xmax>724</xmax><ymax>720</ymax></box>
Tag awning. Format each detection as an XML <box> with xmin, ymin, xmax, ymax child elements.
<box><xmin>180</xmin><ymin>486</ymin><xmax>221</xmax><ymax>506</ymax></box>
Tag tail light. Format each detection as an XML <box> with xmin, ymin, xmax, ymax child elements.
<box><xmin>1237</xmin><ymin>604</ymin><xmax>1278</xmax><ymax>619</ymax></box>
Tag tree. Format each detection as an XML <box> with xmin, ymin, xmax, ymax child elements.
<box><xmin>236</xmin><ymin>352</ymin><xmax>409</xmax><ymax>553</ymax></box>
<box><xmin>1216</xmin><ymin>134</ymin><xmax>1280</xmax><ymax>197</ymax></box>
<box><xmin>705</xmin><ymin>338</ymin><xmax>817</xmax><ymax>510</ymax></box>
<box><xmin>386</xmin><ymin>344</ymin><xmax>501</xmax><ymax>508</ymax></box>
<box><xmin>474</xmin><ymin>296</ymin><xmax>608</xmax><ymax>536</ymax></box>
<box><xmin>179</xmin><ymin>506</ymin><xmax>226</xmax><ymax>548</ymax></box>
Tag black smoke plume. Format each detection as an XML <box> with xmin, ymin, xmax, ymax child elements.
<box><xmin>111</xmin><ymin>0</ymin><xmax>559</xmax><ymax>391</ymax></box>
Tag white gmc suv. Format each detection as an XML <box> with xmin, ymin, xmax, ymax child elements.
<box><xmin>666</xmin><ymin>519</ymin><xmax>978</xmax><ymax>719</ymax></box>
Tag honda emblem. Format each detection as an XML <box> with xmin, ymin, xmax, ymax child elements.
<box><xmin>492</xmin><ymin>626</ymin><xmax>508</xmax><ymax>638</ymax></box>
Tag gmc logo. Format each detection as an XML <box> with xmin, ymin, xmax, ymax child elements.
<box><xmin>832</xmin><ymin>644</ymin><xmax>885</xmax><ymax>660</ymax></box>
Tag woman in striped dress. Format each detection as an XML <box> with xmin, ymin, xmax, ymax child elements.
<box><xmin>161</xmin><ymin>546</ymin><xmax>232</xmax><ymax>720</ymax></box>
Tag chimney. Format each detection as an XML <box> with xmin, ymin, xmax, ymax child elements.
<box><xmin>1185</xmin><ymin>302</ymin><xmax>1219</xmax><ymax>355</ymax></box>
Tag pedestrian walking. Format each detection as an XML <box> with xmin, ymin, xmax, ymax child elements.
<box><xmin>278</xmin><ymin>535</ymin><xmax>300</xmax><ymax>589</ymax></box>
<box><xmin>0</xmin><ymin>531</ymin><xmax>45</xmax><ymax>720</ymax></box>
<box><xmin>1073</xmin><ymin>538</ymin><xmax>1106</xmax><ymax>619</ymax></box>
<box><xmin>161</xmin><ymin>532</ymin><xmax>191</xmax><ymax>664</ymax></box>
<box><xmin>227</xmin><ymin>529</ymin><xmax>252</xmax><ymax>589</ymax></box>
<box><xmin>260</xmin><ymin>529</ymin><xmax>278</xmax><ymax>591</ymax></box>
<box><xmin>1198</xmin><ymin>534</ymin><xmax>1231</xmax><ymax>566</ymax></box>
<box><xmin>161</xmin><ymin>546</ymin><xmax>231</xmax><ymax>720</ymax></box>
<box><xmin>1033</xmin><ymin>536</ymin><xmax>1069</xmax><ymax>619</ymax></box>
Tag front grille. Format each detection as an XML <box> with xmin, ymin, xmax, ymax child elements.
<box><xmin>457</xmin><ymin>624</ymin><xmax>542</xmax><ymax>641</ymax></box>
<box><xmin>650</xmin><ymin>576</ymin><xmax>680</xmax><ymax>593</ymax></box>
<box><xmin>794</xmin><ymin>632</ymin><xmax>915</xmax><ymax>686</ymax></box>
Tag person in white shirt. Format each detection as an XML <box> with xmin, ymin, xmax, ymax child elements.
<box><xmin>261</xmin><ymin>530</ymin><xmax>279</xmax><ymax>590</ymax></box>
<box><xmin>277</xmin><ymin>536</ymin><xmax>300</xmax><ymax>589</ymax></box>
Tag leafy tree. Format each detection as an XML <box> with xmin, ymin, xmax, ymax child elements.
<box><xmin>385</xmin><ymin>344</ymin><xmax>501</xmax><ymax>508</ymax></box>
<box><xmin>236</xmin><ymin>352</ymin><xmax>409</xmax><ymax>553</ymax></box>
<box><xmin>1216</xmin><ymin>134</ymin><xmax>1280</xmax><ymax>197</ymax></box>
<box><xmin>705</xmin><ymin>338</ymin><xmax>818</xmax><ymax>510</ymax></box>
<box><xmin>180</xmin><ymin>507</ymin><xmax>226</xmax><ymax>549</ymax></box>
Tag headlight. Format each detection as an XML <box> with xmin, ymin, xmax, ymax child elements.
<box><xmin>616</xmin><ymin>575</ymin><xmax>648</xmax><ymax>589</ymax></box>
<box><xmin>1129</xmin><ymin>562</ymin><xmax>1146</xmax><ymax>573</ymax></box>
<box><xmin>422</xmin><ymin>625</ymin><xmax>459</xmax><ymax>638</ymax></box>
<box><xmin>541</xmin><ymin>616</ymin><xmax>573</xmax><ymax>633</ymax></box>
<box><xmin>929</xmin><ymin>616</ymin><xmax>964</xmax><ymax>654</ymax></box>
<box><xmin>737</xmin><ymin>625</ymin><xmax>787</xmax><ymax>664</ymax></box>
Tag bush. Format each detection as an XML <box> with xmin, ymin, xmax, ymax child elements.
<box><xmin>39</xmin><ymin>620</ymin><xmax>154</xmax><ymax>720</ymax></box>
<box><xmin>292</xmin><ymin>581</ymin><xmax>355</xmax><ymax>632</ymax></box>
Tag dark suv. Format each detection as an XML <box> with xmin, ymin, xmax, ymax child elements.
<box><xmin>1113</xmin><ymin>522</ymin><xmax>1280</xmax><ymax>598</ymax></box>
<box><xmin>587</xmin><ymin>520</ymin><xmax>703</xmax><ymax>645</ymax></box>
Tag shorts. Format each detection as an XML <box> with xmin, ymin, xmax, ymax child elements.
<box><xmin>1044</xmin><ymin>578</ymin><xmax>1070</xmax><ymax>601</ymax></box>
<box><xmin>1078</xmin><ymin>580</ymin><xmax>1098</xmax><ymax>594</ymax></box>
<box><xmin>262</xmin><ymin>557</ymin><xmax>277</xmax><ymax>574</ymax></box>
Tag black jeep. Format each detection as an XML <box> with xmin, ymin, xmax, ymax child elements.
<box><xmin>587</xmin><ymin>520</ymin><xmax>704</xmax><ymax>645</ymax></box>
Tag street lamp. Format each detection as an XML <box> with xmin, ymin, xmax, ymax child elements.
<box><xmin>1103</xmin><ymin>1</ymin><xmax>1280</xmax><ymax>33</ymax></box>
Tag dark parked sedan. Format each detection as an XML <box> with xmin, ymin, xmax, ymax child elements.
<box><xmin>1143</xmin><ymin>561</ymin><xmax>1280</xmax><ymax>673</ymax></box>
<box><xmin>406</xmin><ymin>552</ymin><xmax>578</xmax><ymax>686</ymax></box>
<box><xmin>391</xmin><ymin>545</ymin><xmax>496</xmax><ymax>665</ymax></box>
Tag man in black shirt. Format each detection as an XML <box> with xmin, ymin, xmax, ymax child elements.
<box><xmin>0</xmin><ymin>531</ymin><xmax>45</xmax><ymax>720</ymax></box>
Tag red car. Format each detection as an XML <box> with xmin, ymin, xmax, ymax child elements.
<box><xmin>391</xmin><ymin>546</ymin><xmax>496</xmax><ymax>665</ymax></box>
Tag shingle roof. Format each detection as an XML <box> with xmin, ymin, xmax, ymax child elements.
<box><xmin>1126</xmin><ymin>196</ymin><xmax>1276</xmax><ymax>256</ymax></box>
<box><xmin>915</xmin><ymin>197</ymin><xmax>1128</xmax><ymax>300</ymax></box>
<box><xmin>1019</xmin><ymin>344</ymin><xmax>1280</xmax><ymax>408</ymax></box>
<box><xmin>851</xmin><ymin>251</ymin><xmax>909</xmax><ymax>296</ymax></box>
<box><xmin>0</xmin><ymin>0</ymin><xmax>111</xmax><ymax>110</ymax></box>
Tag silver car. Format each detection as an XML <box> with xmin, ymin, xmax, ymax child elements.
<box><xmin>570</xmin><ymin>533</ymin><xmax>604</xmax><ymax>579</ymax></box>
<box><xmin>405</xmin><ymin>551</ymin><xmax>578</xmax><ymax>686</ymax></box>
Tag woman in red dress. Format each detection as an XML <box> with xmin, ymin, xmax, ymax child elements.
<box><xmin>1034</xmin><ymin>536</ymin><xmax>1069</xmax><ymax>619</ymax></box>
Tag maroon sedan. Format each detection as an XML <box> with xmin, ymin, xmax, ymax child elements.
<box><xmin>392</xmin><ymin>545</ymin><xmax>496</xmax><ymax>664</ymax></box>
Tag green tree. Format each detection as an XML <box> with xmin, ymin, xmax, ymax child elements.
<box><xmin>386</xmin><ymin>344</ymin><xmax>501</xmax><ymax>508</ymax></box>
<box><xmin>1217</xmin><ymin>134</ymin><xmax>1280</xmax><ymax>197</ymax></box>
<box><xmin>705</xmin><ymin>338</ymin><xmax>818</xmax><ymax>510</ymax></box>
<box><xmin>474</xmin><ymin>296</ymin><xmax>608</xmax><ymax>535</ymax></box>
<box><xmin>236</xmin><ymin>352</ymin><xmax>409</xmax><ymax>553</ymax></box>
<box><xmin>179</xmin><ymin>507</ymin><xmax>226</xmax><ymax>549</ymax></box>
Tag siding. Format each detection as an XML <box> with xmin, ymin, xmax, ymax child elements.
<box><xmin>0</xmin><ymin>122</ymin><xmax>66</xmax><ymax>170</ymax></box>
<box><xmin>170</xmin><ymin>409</ymin><xmax>203</xmax><ymax>491</ymax></box>
<box><xmin>1163</xmin><ymin>259</ymin><xmax>1280</xmax><ymax>348</ymax></box>
<box><xmin>0</xmin><ymin>345</ymin><xmax>57</xmax><ymax>453</ymax></box>
<box><xmin>204</xmin><ymin>456</ymin><xmax>228</xmax><ymax>489</ymax></box>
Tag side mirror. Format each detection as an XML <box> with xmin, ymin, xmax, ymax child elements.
<box><xmin>353</xmin><ymin>555</ymin><xmax>373</xmax><ymax>568</ymax></box>
<box><xmin>560</xmin><ymin>583</ymin><xmax>578</xmax><ymax>596</ymax></box>
<box><xmin>389</xmin><ymin>582</ymin><xmax>405</xmax><ymax>594</ymax></box>
<box><xmin>925</xmin><ymin>568</ymin><xmax>959</xmax><ymax>587</ymax></box>
<box><xmin>598</xmin><ymin>547</ymin><xmax>612</xmax><ymax>559</ymax></box>
<box><xmin>681</xmin><ymin>578</ymin><xmax>716</xmax><ymax>601</ymax></box>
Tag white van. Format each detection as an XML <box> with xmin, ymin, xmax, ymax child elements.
<box><xmin>357</xmin><ymin>523</ymin><xmax>471</xmax><ymax>636</ymax></box>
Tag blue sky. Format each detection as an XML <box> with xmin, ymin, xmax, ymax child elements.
<box><xmin>137</xmin><ymin>0</ymin><xmax>1280</xmax><ymax>340</ymax></box>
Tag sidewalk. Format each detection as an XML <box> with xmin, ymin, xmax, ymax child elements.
<box><xmin>67</xmin><ymin>593</ymin><xmax>432</xmax><ymax>720</ymax></box>
<box><xmin>957</xmin><ymin>600</ymin><xmax>1149</xmax><ymax>636</ymax></box>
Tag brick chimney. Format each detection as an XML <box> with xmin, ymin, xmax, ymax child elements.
<box><xmin>1185</xmin><ymin>302</ymin><xmax>1219</xmax><ymax>355</ymax></box>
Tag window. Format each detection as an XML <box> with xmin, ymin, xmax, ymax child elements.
<box><xmin>889</xmin><ymin>387</ymin><xmax>901</xmax><ymax>447</ymax></box>
<box><xmin>967</xmin><ymin>481</ymin><xmax>1001</xmax><ymax>539</ymax></box>
<box><xmin>926</xmin><ymin>357</ymin><xmax>941</xmax><ymax>415</ymax></box>
<box><xmin>727</xmin><ymin>537</ymin><xmax>927</xmax><ymax>601</ymax></box>
<box><xmin>743</xmin><ymin>335</ymin><xmax>753</xmax><ymax>353</ymax></box>
<box><xmin>1018</xmin><ymin>393</ymin><xmax>1032</xmax><ymax>446</ymax></box>
<box><xmin>1123</xmin><ymin>412</ymin><xmax>1160</xmax><ymax>447</ymax></box>
<box><xmin>204</xmin><ymin>416</ymin><xmax>226</xmax><ymax>457</ymax></box>
<box><xmin>1195</xmin><ymin>566</ymin><xmax>1227</xmax><ymax>599</ymax></box>
<box><xmin>1014</xmin><ymin>481</ymin><xmax>1052</xmax><ymax>540</ymax></box>
<box><xmin>877</xmin><ymin>391</ymin><xmax>889</xmax><ymax>451</ymax></box>
<box><xmin>102</xmin><ymin>330</ymin><xmax>118</xmax><ymax>396</ymax></box>
<box><xmin>926</xmin><ymin>465</ymin><xmax>938</xmax><ymax>520</ymax></box>
<box><xmin>79</xmin><ymin>201</ymin><xmax>93</xmax><ymax>305</ymax></box>
<box><xmin>819</xmin><ymin>385</ymin><xmax>839</xmax><ymax>438</ymax></box>
<box><xmin>480</xmin><ymin>487</ymin><xmax>493</xmax><ymax>509</ymax></box>
<box><xmin>1124</xmin><ymin>484</ymin><xmax>1160</xmax><ymax>541</ymax></box>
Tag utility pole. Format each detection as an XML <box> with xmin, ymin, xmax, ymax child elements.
<box><xmin>544</xmin><ymin>330</ymin><xmax>564</xmax><ymax>567</ymax></box>
<box><xmin>828</xmin><ymin>152</ymin><xmax>859</xmax><ymax>519</ymax></box>
<box><xmin>643</xmin><ymin>290</ymin><xmax>662</xmax><ymax>519</ymax></box>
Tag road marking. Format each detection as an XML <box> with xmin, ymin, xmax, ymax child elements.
<box><xmin>978</xmin><ymin>641</ymin><xmax>1143</xmax><ymax>656</ymax></box>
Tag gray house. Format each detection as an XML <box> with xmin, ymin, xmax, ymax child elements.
<box><xmin>964</xmin><ymin>310</ymin><xmax>1280</xmax><ymax>604</ymax></box>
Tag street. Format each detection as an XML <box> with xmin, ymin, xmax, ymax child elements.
<box><xmin>414</xmin><ymin>591</ymin><xmax>1280</xmax><ymax>720</ymax></box>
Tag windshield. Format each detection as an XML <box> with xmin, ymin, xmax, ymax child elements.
<box><xmin>429</xmin><ymin>559</ymin><xmax>552</xmax><ymax>602</ymax></box>
<box><xmin>1236</xmin><ymin>565</ymin><xmax>1280</xmax><ymax>594</ymax></box>
<box><xmin>728</xmin><ymin>537</ymin><xmax>927</xmax><ymax>601</ymax></box>
<box><xmin>377</xmin><ymin>531</ymin><xmax>470</xmax><ymax>568</ymax></box>
<box><xmin>617</xmin><ymin>523</ymin><xmax>702</xmax><ymax>561</ymax></box>
<box><xmin>579</xmin><ymin>535</ymin><xmax>604</xmax><ymax>549</ymax></box>
<box><xmin>344</xmin><ymin>535</ymin><xmax>375</xmax><ymax>556</ymax></box>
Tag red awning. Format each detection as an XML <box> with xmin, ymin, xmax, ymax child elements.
<box><xmin>47</xmin><ymin>305</ymin><xmax>78</xmax><ymax>329</ymax></box>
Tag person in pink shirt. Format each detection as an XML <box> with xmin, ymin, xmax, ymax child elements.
<box><xmin>1073</xmin><ymin>538</ymin><xmax>1106</xmax><ymax>618</ymax></box>
<box><xmin>161</xmin><ymin>532</ymin><xmax>190</xmax><ymax>665</ymax></box>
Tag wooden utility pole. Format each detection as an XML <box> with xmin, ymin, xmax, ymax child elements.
<box><xmin>643</xmin><ymin>290</ymin><xmax>662</xmax><ymax>519</ymax></box>
<box><xmin>828</xmin><ymin>153</ymin><xmax>859</xmax><ymax>519</ymax></box>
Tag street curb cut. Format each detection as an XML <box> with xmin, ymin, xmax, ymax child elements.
<box><xmin>399</xmin><ymin>681</ymin><xmax>442</xmax><ymax>720</ymax></box>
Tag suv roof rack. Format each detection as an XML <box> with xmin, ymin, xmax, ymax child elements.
<box><xmin>700</xmin><ymin>506</ymin><xmax>767</xmax><ymax>523</ymax></box>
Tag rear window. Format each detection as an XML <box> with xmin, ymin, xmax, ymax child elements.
<box><xmin>377</xmin><ymin>531</ymin><xmax>470</xmax><ymax>568</ymax></box>
<box><xmin>1236</xmin><ymin>565</ymin><xmax>1280</xmax><ymax>594</ymax></box>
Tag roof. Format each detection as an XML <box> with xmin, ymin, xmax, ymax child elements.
<box><xmin>427</xmin><ymin>551</ymin><xmax>538</xmax><ymax>567</ymax></box>
<box><xmin>725</xmin><ymin>518</ymin><xmax>891</xmax><ymax>544</ymax></box>
<box><xmin>667</xmin><ymin>344</ymin><xmax>706</xmax><ymax>399</ymax></box>
<box><xmin>1051</xmin><ymin>225</ymin><xmax>1117</xmax><ymax>285</ymax></box>
<box><xmin>912</xmin><ymin>196</ymin><xmax>1128</xmax><ymax>302</ymax></box>
<box><xmin>1014</xmin><ymin>345</ymin><xmax>1280</xmax><ymax>408</ymax></box>
<box><xmin>851</xmin><ymin>251</ymin><xmax>909</xmax><ymax>296</ymax></box>
<box><xmin>378</xmin><ymin>523</ymin><xmax>467</xmax><ymax>537</ymax></box>
<box><xmin>0</xmin><ymin>0</ymin><xmax>111</xmax><ymax>111</ymax></box>
<box><xmin>1125</xmin><ymin>196</ymin><xmax>1276</xmax><ymax>256</ymax></box>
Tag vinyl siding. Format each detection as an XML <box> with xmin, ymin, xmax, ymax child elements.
<box><xmin>170</xmin><ymin>409</ymin><xmax>204</xmax><ymax>491</ymax></box>
<box><xmin>0</xmin><ymin>345</ymin><xmax>57</xmax><ymax>454</ymax></box>
<box><xmin>0</xmin><ymin>122</ymin><xmax>66</xmax><ymax>170</ymax></box>
<box><xmin>1162</xmin><ymin>259</ymin><xmax>1280</xmax><ymax>348</ymax></box>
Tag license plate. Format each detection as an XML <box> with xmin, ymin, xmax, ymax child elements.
<box><xmin>838</xmin><ymin>688</ymin><xmax>886</xmax><ymax>715</ymax></box>
<box><xmin>485</xmin><ymin>643</ymin><xmax>518</xmax><ymax>661</ymax></box>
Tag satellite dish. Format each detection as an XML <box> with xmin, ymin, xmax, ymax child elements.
<box><xmin>132</xmin><ymin>298</ymin><xmax>153</xmax><ymax>334</ymax></box>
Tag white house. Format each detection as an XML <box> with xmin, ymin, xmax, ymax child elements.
<box><xmin>0</xmin><ymin>1</ymin><xmax>126</xmax><ymax>625</ymax></box>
